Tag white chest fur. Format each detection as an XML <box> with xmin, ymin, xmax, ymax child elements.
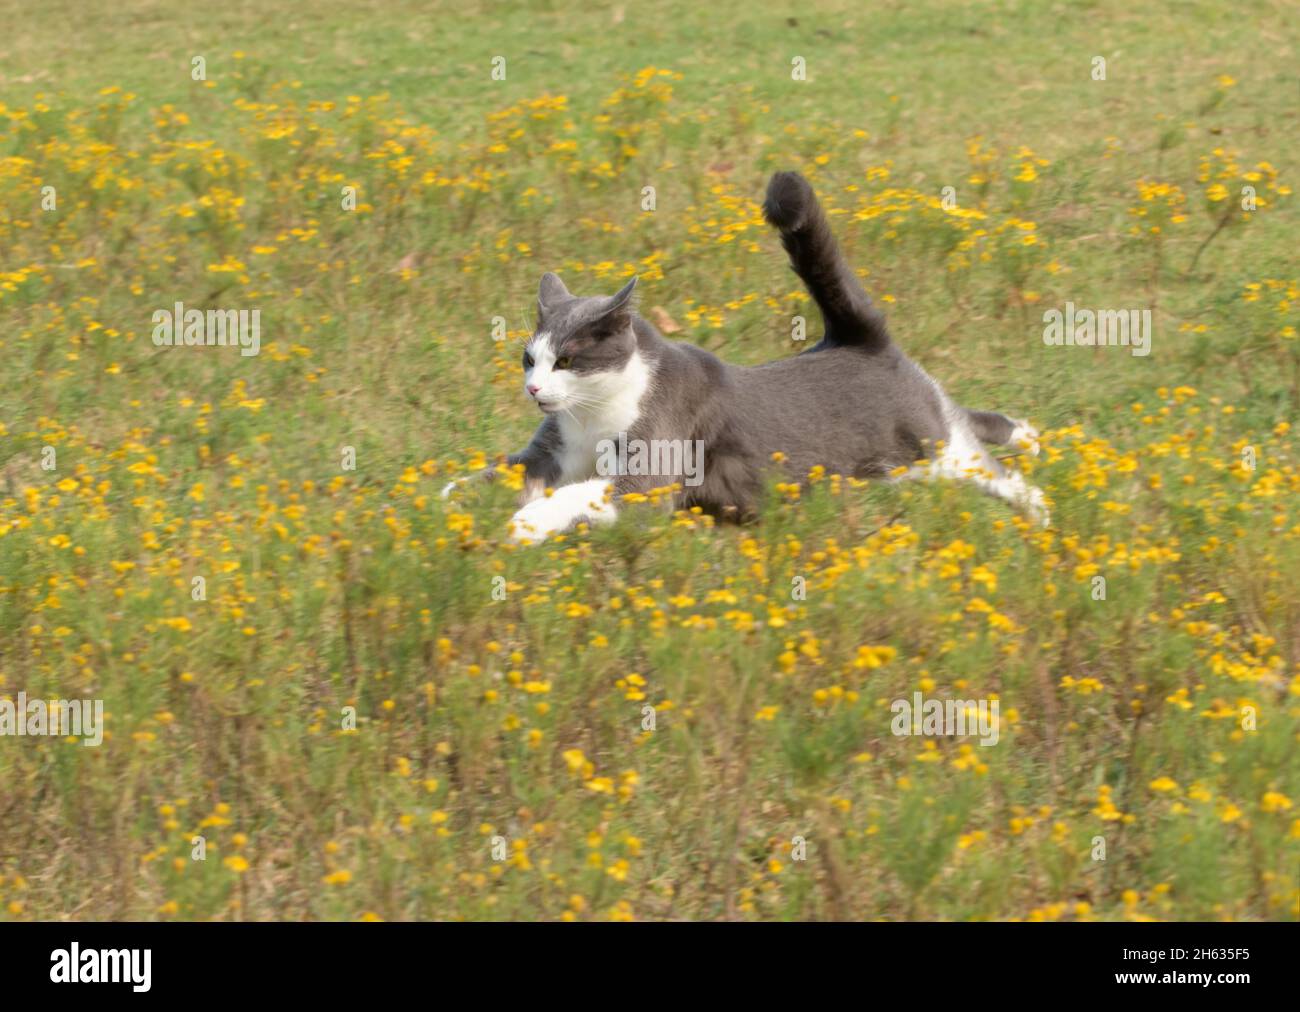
<box><xmin>555</xmin><ymin>350</ymin><xmax>653</xmax><ymax>483</ymax></box>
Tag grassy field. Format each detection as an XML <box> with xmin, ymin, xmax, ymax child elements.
<box><xmin>1</xmin><ymin>0</ymin><xmax>1298</xmax><ymax>920</ymax></box>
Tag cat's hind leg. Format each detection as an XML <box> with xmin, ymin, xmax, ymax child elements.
<box><xmin>899</xmin><ymin>416</ymin><xmax>1049</xmax><ymax>526</ymax></box>
<box><xmin>973</xmin><ymin>463</ymin><xmax>1049</xmax><ymax>527</ymax></box>
<box><xmin>963</xmin><ymin>408</ymin><xmax>1040</xmax><ymax>457</ymax></box>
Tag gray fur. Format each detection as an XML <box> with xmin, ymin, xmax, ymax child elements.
<box><xmin>964</xmin><ymin>408</ymin><xmax>1018</xmax><ymax>446</ymax></box>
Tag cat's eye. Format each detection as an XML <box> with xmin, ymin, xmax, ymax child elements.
<box><xmin>554</xmin><ymin>356</ymin><xmax>572</xmax><ymax>370</ymax></box>
<box><xmin>523</xmin><ymin>352</ymin><xmax>534</xmax><ymax>369</ymax></box>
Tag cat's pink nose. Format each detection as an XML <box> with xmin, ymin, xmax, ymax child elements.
<box><xmin>526</xmin><ymin>384</ymin><xmax>540</xmax><ymax>396</ymax></box>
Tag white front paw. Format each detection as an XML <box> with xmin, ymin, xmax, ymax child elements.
<box><xmin>508</xmin><ymin>479</ymin><xmax>615</xmax><ymax>543</ymax></box>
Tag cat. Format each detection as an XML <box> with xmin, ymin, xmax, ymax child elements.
<box><xmin>443</xmin><ymin>171</ymin><xmax>1047</xmax><ymax>541</ymax></box>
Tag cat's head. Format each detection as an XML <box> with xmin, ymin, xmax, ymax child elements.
<box><xmin>522</xmin><ymin>273</ymin><xmax>639</xmax><ymax>414</ymax></box>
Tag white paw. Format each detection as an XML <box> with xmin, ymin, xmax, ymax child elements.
<box><xmin>1008</xmin><ymin>419</ymin><xmax>1040</xmax><ymax>457</ymax></box>
<box><xmin>508</xmin><ymin>479</ymin><xmax>615</xmax><ymax>543</ymax></box>
<box><xmin>443</xmin><ymin>470</ymin><xmax>493</xmax><ymax>500</ymax></box>
<box><xmin>1020</xmin><ymin>484</ymin><xmax>1050</xmax><ymax>527</ymax></box>
<box><xmin>994</xmin><ymin>472</ymin><xmax>1050</xmax><ymax>528</ymax></box>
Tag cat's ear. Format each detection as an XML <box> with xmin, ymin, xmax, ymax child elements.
<box><xmin>589</xmin><ymin>276</ymin><xmax>638</xmax><ymax>336</ymax></box>
<box><xmin>538</xmin><ymin>272</ymin><xmax>570</xmax><ymax>313</ymax></box>
<box><xmin>606</xmin><ymin>275</ymin><xmax>637</xmax><ymax>312</ymax></box>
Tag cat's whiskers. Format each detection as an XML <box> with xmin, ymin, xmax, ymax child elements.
<box><xmin>558</xmin><ymin>390</ymin><xmax>622</xmax><ymax>418</ymax></box>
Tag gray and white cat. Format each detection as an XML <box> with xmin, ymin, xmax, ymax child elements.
<box><xmin>444</xmin><ymin>171</ymin><xmax>1047</xmax><ymax>540</ymax></box>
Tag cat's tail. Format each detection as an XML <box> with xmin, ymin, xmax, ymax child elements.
<box><xmin>762</xmin><ymin>171</ymin><xmax>891</xmax><ymax>352</ymax></box>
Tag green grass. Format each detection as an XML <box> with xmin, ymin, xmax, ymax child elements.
<box><xmin>0</xmin><ymin>0</ymin><xmax>1297</xmax><ymax>921</ymax></box>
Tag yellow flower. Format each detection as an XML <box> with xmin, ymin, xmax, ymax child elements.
<box><xmin>562</xmin><ymin>749</ymin><xmax>588</xmax><ymax>774</ymax></box>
